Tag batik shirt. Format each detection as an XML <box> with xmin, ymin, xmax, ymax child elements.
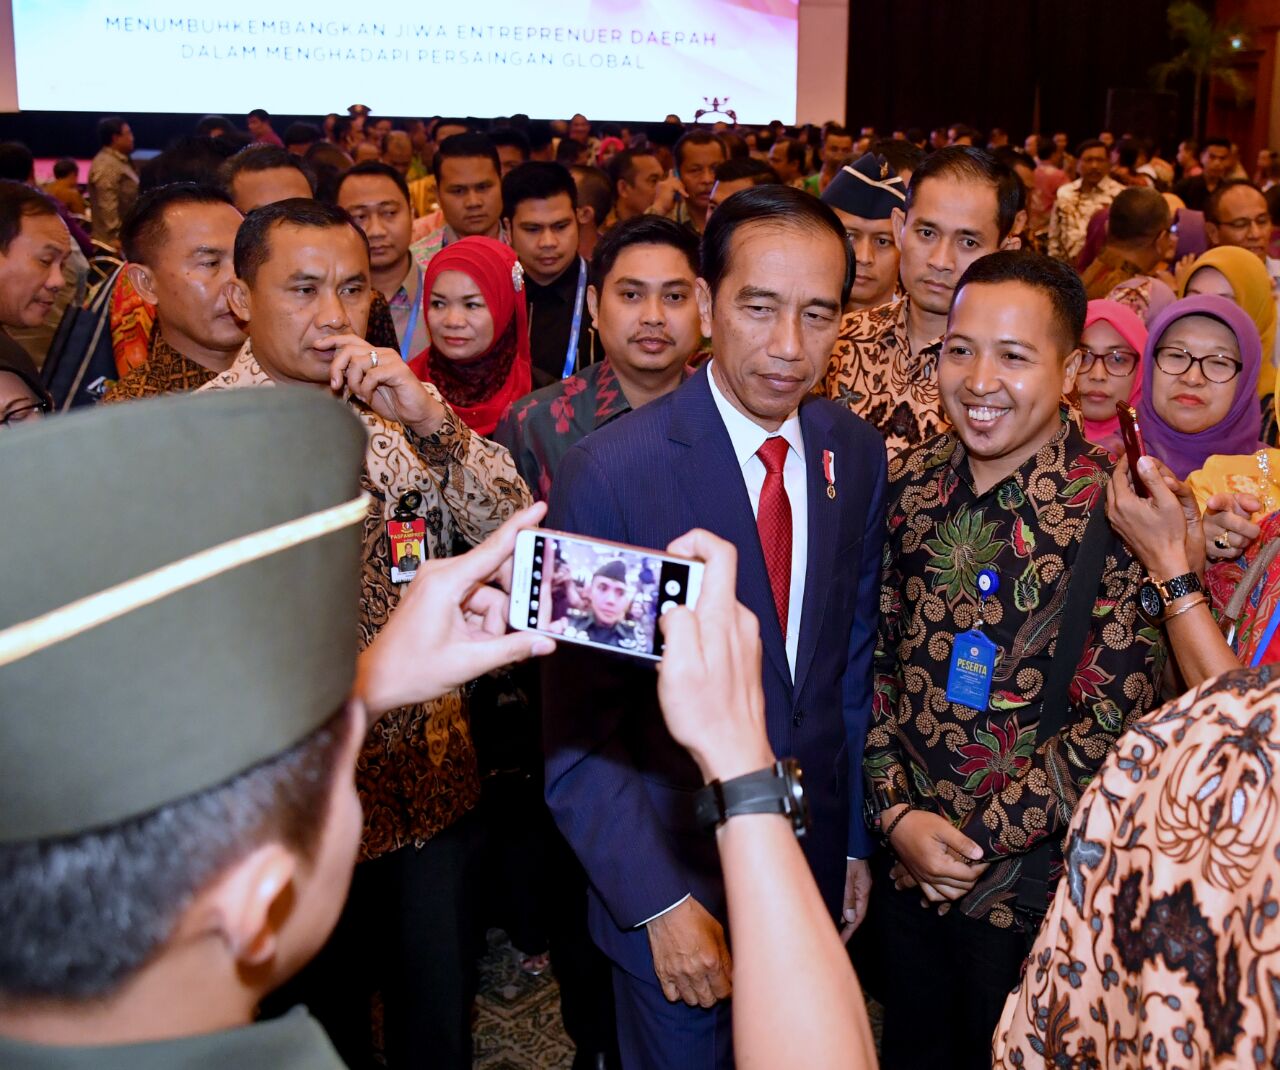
<box><xmin>101</xmin><ymin>332</ymin><xmax>218</xmax><ymax>402</ymax></box>
<box><xmin>1048</xmin><ymin>176</ymin><xmax>1126</xmax><ymax>263</ymax></box>
<box><xmin>824</xmin><ymin>296</ymin><xmax>946</xmax><ymax>459</ymax></box>
<box><xmin>867</xmin><ymin>413</ymin><xmax>1164</xmax><ymax>928</ymax></box>
<box><xmin>492</xmin><ymin>358</ymin><xmax>633</xmax><ymax>502</ymax></box>
<box><xmin>993</xmin><ymin>666</ymin><xmax>1280</xmax><ymax>1068</ymax></box>
<box><xmin>199</xmin><ymin>345</ymin><xmax>531</xmax><ymax>859</ymax></box>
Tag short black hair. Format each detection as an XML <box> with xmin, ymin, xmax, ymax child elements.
<box><xmin>589</xmin><ymin>214</ymin><xmax>701</xmax><ymax>291</ymax></box>
<box><xmin>1115</xmin><ymin>138</ymin><xmax>1143</xmax><ymax>170</ymax></box>
<box><xmin>52</xmin><ymin>158</ymin><xmax>78</xmax><ymax>181</ymax></box>
<box><xmin>489</xmin><ymin>127</ymin><xmax>531</xmax><ymax>161</ymax></box>
<box><xmin>0</xmin><ymin>179</ymin><xmax>59</xmax><ymax>254</ymax></box>
<box><xmin>97</xmin><ymin>116</ymin><xmax>128</xmax><ymax>148</ymax></box>
<box><xmin>1075</xmin><ymin>138</ymin><xmax>1107</xmax><ymax>158</ymax></box>
<box><xmin>0</xmin><ymin>709</ymin><xmax>347</xmax><ymax>1002</ymax></box>
<box><xmin>194</xmin><ymin>115</ymin><xmax>234</xmax><ymax>137</ymax></box>
<box><xmin>824</xmin><ymin>125</ymin><xmax>853</xmax><ymax>142</ymax></box>
<box><xmin>771</xmin><ymin>137</ymin><xmax>807</xmax><ymax>168</ymax></box>
<box><xmin>555</xmin><ymin>138</ymin><xmax>590</xmax><ymax>165</ymax></box>
<box><xmin>1035</xmin><ymin>136</ymin><xmax>1057</xmax><ymax>162</ymax></box>
<box><xmin>234</xmin><ymin>197</ymin><xmax>369</xmax><ymax>285</ymax></box>
<box><xmin>702</xmin><ymin>183</ymin><xmax>853</xmax><ymax>305</ymax></box>
<box><xmin>872</xmin><ymin>138</ymin><xmax>925</xmax><ymax>178</ymax></box>
<box><xmin>905</xmin><ymin>146</ymin><xmax>1023</xmax><ymax>242</ymax></box>
<box><xmin>122</xmin><ymin>182</ymin><xmax>237</xmax><ymax>265</ymax></box>
<box><xmin>248</xmin><ymin>108</ymin><xmax>271</xmax><ymax>122</ymax></box>
<box><xmin>139</xmin><ymin>136</ymin><xmax>241</xmax><ymax>193</ymax></box>
<box><xmin>713</xmin><ymin>157</ymin><xmax>780</xmax><ymax>186</ymax></box>
<box><xmin>334</xmin><ymin>159</ymin><xmax>411</xmax><ymax>209</ymax></box>
<box><xmin>0</xmin><ymin>141</ymin><xmax>34</xmax><ymax>182</ymax></box>
<box><xmin>526</xmin><ymin>120</ymin><xmax>554</xmax><ymax>153</ymax></box>
<box><xmin>1203</xmin><ymin>136</ymin><xmax>1233</xmax><ymax>153</ymax></box>
<box><xmin>674</xmin><ymin>130</ymin><xmax>727</xmax><ymax>172</ymax></box>
<box><xmin>431</xmin><ymin>132</ymin><xmax>501</xmax><ymax>184</ymax></box>
<box><xmin>951</xmin><ymin>250</ymin><xmax>1087</xmax><ymax>351</ymax></box>
<box><xmin>502</xmin><ymin>161</ymin><xmax>578</xmax><ymax>220</ymax></box>
<box><xmin>218</xmin><ymin>145</ymin><xmax>316</xmax><ymax>198</ymax></box>
<box><xmin>607</xmin><ymin>147</ymin><xmax>660</xmax><ymax>192</ymax></box>
<box><xmin>283</xmin><ymin>122</ymin><xmax>323</xmax><ymax>150</ymax></box>
<box><xmin>570</xmin><ymin>165</ymin><xmax>613</xmax><ymax>228</ymax></box>
<box><xmin>1108</xmin><ymin>186</ymin><xmax>1171</xmax><ymax>244</ymax></box>
<box><xmin>1206</xmin><ymin>179</ymin><xmax>1267</xmax><ymax>224</ymax></box>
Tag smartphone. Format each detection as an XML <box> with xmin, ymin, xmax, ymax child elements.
<box><xmin>1115</xmin><ymin>402</ymin><xmax>1149</xmax><ymax>499</ymax></box>
<box><xmin>509</xmin><ymin>529</ymin><xmax>704</xmax><ymax>661</ymax></box>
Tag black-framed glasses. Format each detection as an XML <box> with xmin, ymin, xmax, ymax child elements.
<box><xmin>1153</xmin><ymin>345</ymin><xmax>1243</xmax><ymax>384</ymax></box>
<box><xmin>1079</xmin><ymin>349</ymin><xmax>1138</xmax><ymax>377</ymax></box>
<box><xmin>0</xmin><ymin>399</ymin><xmax>51</xmax><ymax>428</ymax></box>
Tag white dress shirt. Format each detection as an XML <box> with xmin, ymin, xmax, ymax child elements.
<box><xmin>707</xmin><ymin>361</ymin><xmax>808</xmax><ymax>677</ymax></box>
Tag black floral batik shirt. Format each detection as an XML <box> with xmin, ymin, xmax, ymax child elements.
<box><xmin>867</xmin><ymin>411</ymin><xmax>1165</xmax><ymax>928</ymax></box>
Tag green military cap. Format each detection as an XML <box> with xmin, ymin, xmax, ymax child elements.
<box><xmin>593</xmin><ymin>559</ymin><xmax>628</xmax><ymax>583</ymax></box>
<box><xmin>0</xmin><ymin>388</ymin><xmax>368</xmax><ymax>843</ymax></box>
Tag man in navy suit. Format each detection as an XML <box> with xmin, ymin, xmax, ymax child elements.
<box><xmin>544</xmin><ymin>184</ymin><xmax>888</xmax><ymax>1069</ymax></box>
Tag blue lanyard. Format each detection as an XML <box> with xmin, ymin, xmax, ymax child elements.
<box><xmin>399</xmin><ymin>264</ymin><xmax>425</xmax><ymax>362</ymax></box>
<box><xmin>1251</xmin><ymin>599</ymin><xmax>1280</xmax><ymax>667</ymax></box>
<box><xmin>562</xmin><ymin>258</ymin><xmax>587</xmax><ymax>380</ymax></box>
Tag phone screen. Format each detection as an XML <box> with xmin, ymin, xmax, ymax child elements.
<box><xmin>510</xmin><ymin>529</ymin><xmax>703</xmax><ymax>661</ymax></box>
<box><xmin>1115</xmin><ymin>402</ymin><xmax>1149</xmax><ymax>499</ymax></box>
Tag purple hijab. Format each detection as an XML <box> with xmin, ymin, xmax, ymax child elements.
<box><xmin>1138</xmin><ymin>294</ymin><xmax>1264</xmax><ymax>479</ymax></box>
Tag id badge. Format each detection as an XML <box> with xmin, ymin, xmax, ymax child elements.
<box><xmin>946</xmin><ymin>629</ymin><xmax>997</xmax><ymax>711</ymax></box>
<box><xmin>387</xmin><ymin>518</ymin><xmax>426</xmax><ymax>584</ymax></box>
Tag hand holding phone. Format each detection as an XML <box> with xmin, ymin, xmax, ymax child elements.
<box><xmin>1115</xmin><ymin>402</ymin><xmax>1149</xmax><ymax>499</ymax></box>
<box><xmin>509</xmin><ymin>529</ymin><xmax>704</xmax><ymax>661</ymax></box>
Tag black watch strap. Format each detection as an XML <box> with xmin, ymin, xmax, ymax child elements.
<box><xmin>1157</xmin><ymin>571</ymin><xmax>1202</xmax><ymax>602</ymax></box>
<box><xmin>694</xmin><ymin>759</ymin><xmax>809</xmax><ymax>836</ymax></box>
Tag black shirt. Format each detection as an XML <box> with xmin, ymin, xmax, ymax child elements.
<box><xmin>1173</xmin><ymin>174</ymin><xmax>1216</xmax><ymax>213</ymax></box>
<box><xmin>524</xmin><ymin>257</ymin><xmax>596</xmax><ymax>386</ymax></box>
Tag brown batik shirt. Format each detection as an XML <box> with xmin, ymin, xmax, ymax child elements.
<box><xmin>101</xmin><ymin>332</ymin><xmax>219</xmax><ymax>402</ymax></box>
<box><xmin>867</xmin><ymin>412</ymin><xmax>1165</xmax><ymax>928</ymax></box>
<box><xmin>823</xmin><ymin>296</ymin><xmax>947</xmax><ymax>459</ymax></box>
<box><xmin>199</xmin><ymin>344</ymin><xmax>532</xmax><ymax>859</ymax></box>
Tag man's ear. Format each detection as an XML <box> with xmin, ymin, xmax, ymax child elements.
<box><xmin>1204</xmin><ymin>220</ymin><xmax>1220</xmax><ymax>247</ymax></box>
<box><xmin>1001</xmin><ymin>210</ymin><xmax>1029</xmax><ymax>250</ymax></box>
<box><xmin>193</xmin><ymin>842</ymin><xmax>299</xmax><ymax>970</ymax></box>
<box><xmin>695</xmin><ymin>277</ymin><xmax>713</xmax><ymax>338</ymax></box>
<box><xmin>586</xmin><ymin>284</ymin><xmax>600</xmax><ymax>328</ymax></box>
<box><xmin>576</xmin><ymin>206</ymin><xmax>594</xmax><ymax>228</ymax></box>
<box><xmin>891</xmin><ymin>207</ymin><xmax>906</xmax><ymax>251</ymax></box>
<box><xmin>226</xmin><ymin>278</ymin><xmax>252</xmax><ymax>323</ymax></box>
<box><xmin>126</xmin><ymin>263</ymin><xmax>158</xmax><ymax>306</ymax></box>
<box><xmin>1062</xmin><ymin>346</ymin><xmax>1083</xmax><ymax>397</ymax></box>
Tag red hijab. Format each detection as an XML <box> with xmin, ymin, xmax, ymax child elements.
<box><xmin>408</xmin><ymin>237</ymin><xmax>531</xmax><ymax>435</ymax></box>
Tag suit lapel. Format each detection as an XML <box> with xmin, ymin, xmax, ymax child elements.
<box><xmin>669</xmin><ymin>368</ymin><xmax>792</xmax><ymax>691</ymax></box>
<box><xmin>793</xmin><ymin>400</ymin><xmax>841</xmax><ymax>698</ymax></box>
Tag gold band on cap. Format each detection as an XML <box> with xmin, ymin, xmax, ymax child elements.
<box><xmin>0</xmin><ymin>493</ymin><xmax>371</xmax><ymax>668</ymax></box>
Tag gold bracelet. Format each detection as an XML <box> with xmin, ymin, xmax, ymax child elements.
<box><xmin>1163</xmin><ymin>594</ymin><xmax>1208</xmax><ymax>622</ymax></box>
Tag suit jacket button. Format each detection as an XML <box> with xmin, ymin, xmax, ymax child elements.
<box><xmin>793</xmin><ymin>709</ymin><xmax>804</xmax><ymax>726</ymax></box>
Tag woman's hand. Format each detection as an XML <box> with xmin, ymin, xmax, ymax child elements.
<box><xmin>1107</xmin><ymin>455</ymin><xmax>1203</xmax><ymax>578</ymax></box>
<box><xmin>1203</xmin><ymin>491</ymin><xmax>1262</xmax><ymax>561</ymax></box>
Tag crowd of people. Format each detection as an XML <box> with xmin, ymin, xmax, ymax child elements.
<box><xmin>3</xmin><ymin>101</ymin><xmax>1280</xmax><ymax>1070</ymax></box>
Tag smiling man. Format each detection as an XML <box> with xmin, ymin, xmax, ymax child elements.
<box><xmin>198</xmin><ymin>197</ymin><xmax>530</xmax><ymax>1070</ymax></box>
<box><xmin>0</xmin><ymin>180</ymin><xmax>71</xmax><ymax>335</ymax></box>
<box><xmin>865</xmin><ymin>250</ymin><xmax>1162</xmax><ymax>1070</ymax></box>
<box><xmin>543</xmin><ymin>184</ymin><xmax>886</xmax><ymax>1069</ymax></box>
<box><xmin>824</xmin><ymin>147</ymin><xmax>1024</xmax><ymax>457</ymax></box>
<box><xmin>103</xmin><ymin>184</ymin><xmax>245</xmax><ymax>401</ymax></box>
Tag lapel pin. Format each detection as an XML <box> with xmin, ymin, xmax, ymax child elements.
<box><xmin>823</xmin><ymin>449</ymin><xmax>836</xmax><ymax>499</ymax></box>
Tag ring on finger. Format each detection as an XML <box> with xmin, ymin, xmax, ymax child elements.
<box><xmin>369</xmin><ymin>350</ymin><xmax>379</xmax><ymax>368</ymax></box>
<box><xmin>1214</xmin><ymin>533</ymin><xmax>1231</xmax><ymax>550</ymax></box>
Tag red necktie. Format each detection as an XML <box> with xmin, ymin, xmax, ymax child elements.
<box><xmin>756</xmin><ymin>437</ymin><xmax>793</xmax><ymax>637</ymax></box>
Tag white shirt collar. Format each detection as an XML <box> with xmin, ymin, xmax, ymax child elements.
<box><xmin>706</xmin><ymin>360</ymin><xmax>805</xmax><ymax>468</ymax></box>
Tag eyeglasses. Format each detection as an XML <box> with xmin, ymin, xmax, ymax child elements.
<box><xmin>1213</xmin><ymin>212</ymin><xmax>1271</xmax><ymax>233</ymax></box>
<box><xmin>0</xmin><ymin>400</ymin><xmax>50</xmax><ymax>427</ymax></box>
<box><xmin>1079</xmin><ymin>349</ymin><xmax>1138</xmax><ymax>376</ymax></box>
<box><xmin>1153</xmin><ymin>345</ymin><xmax>1243</xmax><ymax>384</ymax></box>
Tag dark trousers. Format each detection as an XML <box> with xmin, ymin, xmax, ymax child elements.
<box><xmin>612</xmin><ymin>963</ymin><xmax>733</xmax><ymax>1070</ymax></box>
<box><xmin>869</xmin><ymin>854</ymin><xmax>1030</xmax><ymax>1070</ymax></box>
<box><xmin>267</xmin><ymin>811</ymin><xmax>482</xmax><ymax>1070</ymax></box>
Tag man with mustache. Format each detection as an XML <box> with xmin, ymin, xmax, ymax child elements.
<box><xmin>824</xmin><ymin>147</ymin><xmax>1024</xmax><ymax>458</ymax></box>
<box><xmin>494</xmin><ymin>215</ymin><xmax>706</xmax><ymax>502</ymax></box>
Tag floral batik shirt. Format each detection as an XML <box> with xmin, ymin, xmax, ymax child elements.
<box><xmin>867</xmin><ymin>413</ymin><xmax>1164</xmax><ymax>928</ymax></box>
<box><xmin>200</xmin><ymin>344</ymin><xmax>532</xmax><ymax>859</ymax></box>
<box><xmin>994</xmin><ymin>665</ymin><xmax>1280</xmax><ymax>1068</ymax></box>
<box><xmin>102</xmin><ymin>332</ymin><xmax>218</xmax><ymax>402</ymax></box>
<box><xmin>823</xmin><ymin>296</ymin><xmax>947</xmax><ymax>459</ymax></box>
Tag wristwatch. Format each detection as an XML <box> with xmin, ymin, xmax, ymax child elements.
<box><xmin>1139</xmin><ymin>571</ymin><xmax>1203</xmax><ymax>618</ymax></box>
<box><xmin>694</xmin><ymin>758</ymin><xmax>810</xmax><ymax>837</ymax></box>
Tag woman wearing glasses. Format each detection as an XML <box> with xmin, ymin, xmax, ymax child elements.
<box><xmin>0</xmin><ymin>334</ymin><xmax>51</xmax><ymax>429</ymax></box>
<box><xmin>1077</xmin><ymin>299</ymin><xmax>1147</xmax><ymax>457</ymax></box>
